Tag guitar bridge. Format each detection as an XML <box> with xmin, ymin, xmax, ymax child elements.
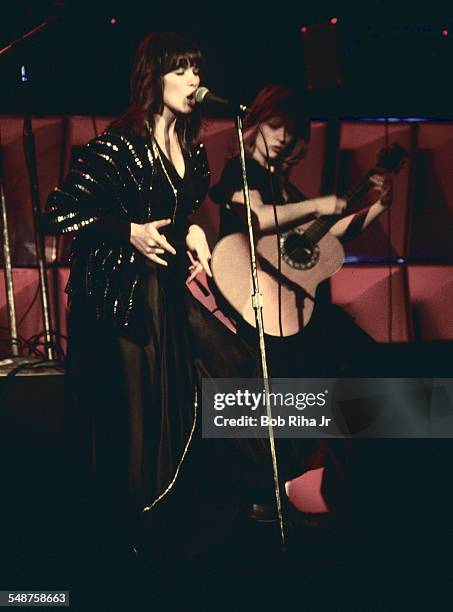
<box><xmin>279</xmin><ymin>228</ymin><xmax>320</xmax><ymax>270</ymax></box>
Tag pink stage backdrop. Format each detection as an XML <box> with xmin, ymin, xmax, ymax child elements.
<box><xmin>1</xmin><ymin>116</ymin><xmax>453</xmax><ymax>356</ymax></box>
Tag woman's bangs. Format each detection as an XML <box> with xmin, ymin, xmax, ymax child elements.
<box><xmin>165</xmin><ymin>51</ymin><xmax>203</xmax><ymax>74</ymax></box>
<box><xmin>267</xmin><ymin>112</ymin><xmax>296</xmax><ymax>134</ymax></box>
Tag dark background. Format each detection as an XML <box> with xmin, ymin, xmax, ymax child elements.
<box><xmin>1</xmin><ymin>0</ymin><xmax>453</xmax><ymax>118</ymax></box>
<box><xmin>1</xmin><ymin>4</ymin><xmax>453</xmax><ymax>608</ymax></box>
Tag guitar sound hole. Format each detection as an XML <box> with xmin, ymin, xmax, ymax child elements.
<box><xmin>280</xmin><ymin>231</ymin><xmax>320</xmax><ymax>270</ymax></box>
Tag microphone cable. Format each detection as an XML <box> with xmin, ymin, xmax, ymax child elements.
<box><xmin>256</xmin><ymin>123</ymin><xmax>284</xmax><ymax>338</ymax></box>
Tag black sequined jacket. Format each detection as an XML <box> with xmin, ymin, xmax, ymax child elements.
<box><xmin>41</xmin><ymin>128</ymin><xmax>210</xmax><ymax>343</ymax></box>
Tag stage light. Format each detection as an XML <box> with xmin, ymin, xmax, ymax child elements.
<box><xmin>110</xmin><ymin>17</ymin><xmax>117</xmax><ymax>25</ymax></box>
<box><xmin>330</xmin><ymin>17</ymin><xmax>338</xmax><ymax>25</ymax></box>
<box><xmin>441</xmin><ymin>28</ymin><xmax>448</xmax><ymax>37</ymax></box>
<box><xmin>300</xmin><ymin>26</ymin><xmax>307</xmax><ymax>33</ymax></box>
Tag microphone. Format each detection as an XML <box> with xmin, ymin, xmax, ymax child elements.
<box><xmin>194</xmin><ymin>87</ymin><xmax>250</xmax><ymax>116</ymax></box>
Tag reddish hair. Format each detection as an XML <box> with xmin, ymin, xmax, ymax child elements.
<box><xmin>242</xmin><ymin>84</ymin><xmax>311</xmax><ymax>177</ymax></box>
<box><xmin>112</xmin><ymin>32</ymin><xmax>205</xmax><ymax>151</ymax></box>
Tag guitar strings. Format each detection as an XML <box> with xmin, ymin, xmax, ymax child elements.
<box><xmin>255</xmin><ymin>122</ymin><xmax>401</xmax><ymax>346</ymax></box>
<box><xmin>273</xmin><ymin>146</ymin><xmax>403</xmax><ymax>267</ymax></box>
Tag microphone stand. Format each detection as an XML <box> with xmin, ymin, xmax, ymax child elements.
<box><xmin>0</xmin><ymin>134</ymin><xmax>20</xmax><ymax>357</ymax></box>
<box><xmin>234</xmin><ymin>114</ymin><xmax>287</xmax><ymax>550</ymax></box>
<box><xmin>22</xmin><ymin>107</ymin><xmax>55</xmax><ymax>362</ymax></box>
<box><xmin>0</xmin><ymin>15</ymin><xmax>62</xmax><ymax>374</ymax></box>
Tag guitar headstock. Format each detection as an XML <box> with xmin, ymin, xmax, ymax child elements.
<box><xmin>376</xmin><ymin>143</ymin><xmax>408</xmax><ymax>174</ymax></box>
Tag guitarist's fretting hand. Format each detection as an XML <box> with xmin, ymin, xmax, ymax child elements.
<box><xmin>330</xmin><ymin>172</ymin><xmax>394</xmax><ymax>241</ymax></box>
<box><xmin>313</xmin><ymin>195</ymin><xmax>347</xmax><ymax>218</ymax></box>
<box><xmin>369</xmin><ymin>173</ymin><xmax>393</xmax><ymax>207</ymax></box>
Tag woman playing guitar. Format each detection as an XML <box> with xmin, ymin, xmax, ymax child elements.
<box><xmin>208</xmin><ymin>84</ymin><xmax>396</xmax><ymax>521</ymax></box>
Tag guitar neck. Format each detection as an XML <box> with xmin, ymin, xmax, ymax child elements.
<box><xmin>305</xmin><ymin>170</ymin><xmax>375</xmax><ymax>244</ymax></box>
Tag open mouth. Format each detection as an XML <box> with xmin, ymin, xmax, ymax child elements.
<box><xmin>186</xmin><ymin>93</ymin><xmax>195</xmax><ymax>106</ymax></box>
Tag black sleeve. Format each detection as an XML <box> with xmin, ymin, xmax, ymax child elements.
<box><xmin>40</xmin><ymin>133</ymin><xmax>134</xmax><ymax>243</ymax></box>
<box><xmin>209</xmin><ymin>156</ymin><xmax>267</xmax><ymax>204</ymax></box>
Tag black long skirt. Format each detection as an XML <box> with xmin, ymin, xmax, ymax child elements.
<box><xmin>64</xmin><ymin>257</ymin><xmax>259</xmax><ymax>552</ymax></box>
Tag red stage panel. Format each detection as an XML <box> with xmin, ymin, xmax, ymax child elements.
<box><xmin>186</xmin><ymin>271</ymin><xmax>236</xmax><ymax>334</ymax></box>
<box><xmin>68</xmin><ymin>116</ymin><xmax>114</xmax><ymax>150</ymax></box>
<box><xmin>0</xmin><ymin>268</ymin><xmax>67</xmax><ymax>358</ymax></box>
<box><xmin>337</xmin><ymin>122</ymin><xmax>412</xmax><ymax>261</ymax></box>
<box><xmin>411</xmin><ymin>124</ymin><xmax>453</xmax><ymax>261</ymax></box>
<box><xmin>407</xmin><ymin>265</ymin><xmax>453</xmax><ymax>341</ymax></box>
<box><xmin>330</xmin><ymin>264</ymin><xmax>411</xmax><ymax>343</ymax></box>
<box><xmin>0</xmin><ymin>116</ymin><xmax>119</xmax><ymax>267</ymax></box>
<box><xmin>0</xmin><ymin>117</ymin><xmax>65</xmax><ymax>267</ymax></box>
<box><xmin>287</xmin><ymin>467</ymin><xmax>329</xmax><ymax>514</ymax></box>
<box><xmin>3</xmin><ymin>117</ymin><xmax>452</xmax><ymax>351</ymax></box>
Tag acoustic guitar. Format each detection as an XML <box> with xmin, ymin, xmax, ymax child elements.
<box><xmin>211</xmin><ymin>143</ymin><xmax>407</xmax><ymax>336</ymax></box>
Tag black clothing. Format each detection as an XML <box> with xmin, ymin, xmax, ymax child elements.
<box><xmin>211</xmin><ymin>156</ymin><xmax>308</xmax><ymax>241</ymax></box>
<box><xmin>210</xmin><ymin>154</ymin><xmax>349</xmax><ymax>377</ymax></box>
<box><xmin>210</xmin><ymin>155</ymin><xmax>377</xmax><ymax>506</ymax></box>
<box><xmin>43</xmin><ymin>130</ymin><xmax>258</xmax><ymax>548</ymax></box>
<box><xmin>42</xmin><ymin>129</ymin><xmax>210</xmax><ymax>345</ymax></box>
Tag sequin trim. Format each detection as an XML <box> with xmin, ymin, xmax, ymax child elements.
<box><xmin>101</xmin><ymin>249</ymin><xmax>113</xmax><ymax>269</ymax></box>
<box><xmin>142</xmin><ymin>388</ymin><xmax>198</xmax><ymax>512</ymax></box>
<box><xmin>73</xmin><ymin>182</ymin><xmax>96</xmax><ymax>198</ymax></box>
<box><xmin>61</xmin><ymin>217</ymin><xmax>98</xmax><ymax>234</ymax></box>
<box><xmin>124</xmin><ymin>278</ymin><xmax>138</xmax><ymax>325</ymax></box>
<box><xmin>72</xmin><ymin>170</ymin><xmax>99</xmax><ymax>186</ymax></box>
<box><xmin>46</xmin><ymin>130</ymin><xmax>210</xmax><ymax>337</ymax></box>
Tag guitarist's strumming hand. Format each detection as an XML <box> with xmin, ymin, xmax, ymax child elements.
<box><xmin>313</xmin><ymin>195</ymin><xmax>347</xmax><ymax>218</ymax></box>
<box><xmin>369</xmin><ymin>173</ymin><xmax>393</xmax><ymax>207</ymax></box>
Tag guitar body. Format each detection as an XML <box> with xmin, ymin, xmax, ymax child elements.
<box><xmin>211</xmin><ymin>222</ymin><xmax>345</xmax><ymax>336</ymax></box>
<box><xmin>211</xmin><ymin>144</ymin><xmax>407</xmax><ymax>336</ymax></box>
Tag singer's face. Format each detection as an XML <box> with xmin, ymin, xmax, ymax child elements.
<box><xmin>162</xmin><ymin>65</ymin><xmax>200</xmax><ymax>115</ymax></box>
<box><xmin>254</xmin><ymin>119</ymin><xmax>295</xmax><ymax>162</ymax></box>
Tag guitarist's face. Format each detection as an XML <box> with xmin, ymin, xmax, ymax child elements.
<box><xmin>254</xmin><ymin>119</ymin><xmax>296</xmax><ymax>165</ymax></box>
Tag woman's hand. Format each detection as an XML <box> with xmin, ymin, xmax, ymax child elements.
<box><xmin>369</xmin><ymin>172</ymin><xmax>393</xmax><ymax>207</ymax></box>
<box><xmin>186</xmin><ymin>224</ymin><xmax>212</xmax><ymax>282</ymax></box>
<box><xmin>130</xmin><ymin>219</ymin><xmax>176</xmax><ymax>266</ymax></box>
<box><xmin>314</xmin><ymin>195</ymin><xmax>347</xmax><ymax>218</ymax></box>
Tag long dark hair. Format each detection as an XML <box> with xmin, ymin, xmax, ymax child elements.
<box><xmin>242</xmin><ymin>84</ymin><xmax>311</xmax><ymax>179</ymax></box>
<box><xmin>112</xmin><ymin>32</ymin><xmax>205</xmax><ymax>151</ymax></box>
